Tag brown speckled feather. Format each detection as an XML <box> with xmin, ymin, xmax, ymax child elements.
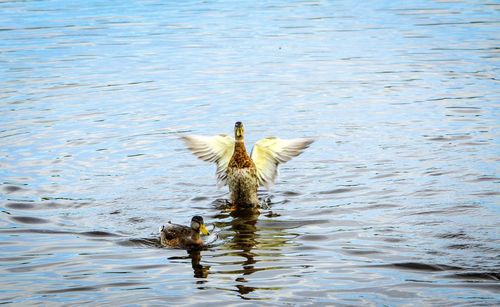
<box><xmin>227</xmin><ymin>141</ymin><xmax>259</xmax><ymax>207</ymax></box>
<box><xmin>228</xmin><ymin>141</ymin><xmax>254</xmax><ymax>169</ymax></box>
<box><xmin>160</xmin><ymin>223</ymin><xmax>202</xmax><ymax>248</ymax></box>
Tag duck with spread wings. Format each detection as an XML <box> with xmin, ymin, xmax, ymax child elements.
<box><xmin>181</xmin><ymin>122</ymin><xmax>313</xmax><ymax>210</ymax></box>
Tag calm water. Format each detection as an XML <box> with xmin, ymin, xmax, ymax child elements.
<box><xmin>1</xmin><ymin>0</ymin><xmax>499</xmax><ymax>305</ymax></box>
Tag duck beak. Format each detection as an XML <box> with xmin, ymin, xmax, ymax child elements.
<box><xmin>235</xmin><ymin>122</ymin><xmax>244</xmax><ymax>139</ymax></box>
<box><xmin>199</xmin><ymin>224</ymin><xmax>209</xmax><ymax>236</ymax></box>
<box><xmin>236</xmin><ymin>127</ymin><xmax>244</xmax><ymax>138</ymax></box>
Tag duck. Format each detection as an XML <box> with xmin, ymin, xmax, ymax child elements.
<box><xmin>182</xmin><ymin>121</ymin><xmax>313</xmax><ymax>209</ymax></box>
<box><xmin>159</xmin><ymin>216</ymin><xmax>210</xmax><ymax>249</ymax></box>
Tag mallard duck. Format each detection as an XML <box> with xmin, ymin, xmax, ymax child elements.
<box><xmin>182</xmin><ymin>122</ymin><xmax>314</xmax><ymax>208</ymax></box>
<box><xmin>159</xmin><ymin>216</ymin><xmax>209</xmax><ymax>248</ymax></box>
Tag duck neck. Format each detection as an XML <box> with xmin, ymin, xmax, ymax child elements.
<box><xmin>230</xmin><ymin>140</ymin><xmax>253</xmax><ymax>168</ymax></box>
<box><xmin>191</xmin><ymin>230</ymin><xmax>200</xmax><ymax>242</ymax></box>
<box><xmin>234</xmin><ymin>140</ymin><xmax>248</xmax><ymax>155</ymax></box>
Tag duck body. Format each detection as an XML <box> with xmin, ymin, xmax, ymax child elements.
<box><xmin>227</xmin><ymin>141</ymin><xmax>259</xmax><ymax>207</ymax></box>
<box><xmin>160</xmin><ymin>216</ymin><xmax>209</xmax><ymax>249</ymax></box>
<box><xmin>160</xmin><ymin>223</ymin><xmax>202</xmax><ymax>248</ymax></box>
<box><xmin>182</xmin><ymin>122</ymin><xmax>314</xmax><ymax>210</ymax></box>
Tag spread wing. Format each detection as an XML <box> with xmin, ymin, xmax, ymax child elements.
<box><xmin>181</xmin><ymin>134</ymin><xmax>235</xmax><ymax>187</ymax></box>
<box><xmin>251</xmin><ymin>137</ymin><xmax>314</xmax><ymax>189</ymax></box>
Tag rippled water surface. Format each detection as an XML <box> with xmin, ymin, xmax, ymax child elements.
<box><xmin>1</xmin><ymin>0</ymin><xmax>499</xmax><ymax>305</ymax></box>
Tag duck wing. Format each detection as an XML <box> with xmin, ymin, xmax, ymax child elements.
<box><xmin>251</xmin><ymin>137</ymin><xmax>314</xmax><ymax>189</ymax></box>
<box><xmin>181</xmin><ymin>134</ymin><xmax>235</xmax><ymax>187</ymax></box>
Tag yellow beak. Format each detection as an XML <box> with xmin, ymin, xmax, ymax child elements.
<box><xmin>235</xmin><ymin>127</ymin><xmax>243</xmax><ymax>138</ymax></box>
<box><xmin>199</xmin><ymin>224</ymin><xmax>209</xmax><ymax>236</ymax></box>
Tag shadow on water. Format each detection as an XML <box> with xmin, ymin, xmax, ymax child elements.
<box><xmin>210</xmin><ymin>198</ymin><xmax>289</xmax><ymax>300</ymax></box>
<box><xmin>189</xmin><ymin>250</ymin><xmax>210</xmax><ymax>279</ymax></box>
<box><xmin>119</xmin><ymin>237</ymin><xmax>211</xmax><ymax>280</ymax></box>
<box><xmin>168</xmin><ymin>250</ymin><xmax>211</xmax><ymax>280</ymax></box>
<box><xmin>227</xmin><ymin>209</ymin><xmax>260</xmax><ymax>276</ymax></box>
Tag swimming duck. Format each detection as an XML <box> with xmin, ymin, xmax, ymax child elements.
<box><xmin>182</xmin><ymin>122</ymin><xmax>313</xmax><ymax>208</ymax></box>
<box><xmin>160</xmin><ymin>216</ymin><xmax>209</xmax><ymax>249</ymax></box>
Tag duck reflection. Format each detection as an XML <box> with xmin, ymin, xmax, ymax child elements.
<box><xmin>214</xmin><ymin>202</ymin><xmax>290</xmax><ymax>299</ymax></box>
<box><xmin>189</xmin><ymin>250</ymin><xmax>210</xmax><ymax>279</ymax></box>
<box><xmin>227</xmin><ymin>208</ymin><xmax>259</xmax><ymax>277</ymax></box>
<box><xmin>168</xmin><ymin>249</ymin><xmax>210</xmax><ymax>280</ymax></box>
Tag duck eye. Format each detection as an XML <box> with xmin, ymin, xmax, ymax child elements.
<box><xmin>191</xmin><ymin>221</ymin><xmax>200</xmax><ymax>229</ymax></box>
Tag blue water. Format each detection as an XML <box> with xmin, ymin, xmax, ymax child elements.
<box><xmin>1</xmin><ymin>0</ymin><xmax>499</xmax><ymax>305</ymax></box>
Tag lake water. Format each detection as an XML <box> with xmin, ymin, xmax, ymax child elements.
<box><xmin>1</xmin><ymin>0</ymin><xmax>499</xmax><ymax>305</ymax></box>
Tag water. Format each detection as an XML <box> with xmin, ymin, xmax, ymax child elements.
<box><xmin>1</xmin><ymin>0</ymin><xmax>499</xmax><ymax>305</ymax></box>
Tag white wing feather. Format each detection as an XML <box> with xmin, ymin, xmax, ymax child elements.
<box><xmin>181</xmin><ymin>134</ymin><xmax>235</xmax><ymax>187</ymax></box>
<box><xmin>251</xmin><ymin>137</ymin><xmax>314</xmax><ymax>189</ymax></box>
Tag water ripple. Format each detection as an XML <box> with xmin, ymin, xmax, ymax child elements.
<box><xmin>1</xmin><ymin>0</ymin><xmax>499</xmax><ymax>305</ymax></box>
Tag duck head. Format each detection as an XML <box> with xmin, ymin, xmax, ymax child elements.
<box><xmin>234</xmin><ymin>121</ymin><xmax>244</xmax><ymax>141</ymax></box>
<box><xmin>191</xmin><ymin>215</ymin><xmax>209</xmax><ymax>235</ymax></box>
